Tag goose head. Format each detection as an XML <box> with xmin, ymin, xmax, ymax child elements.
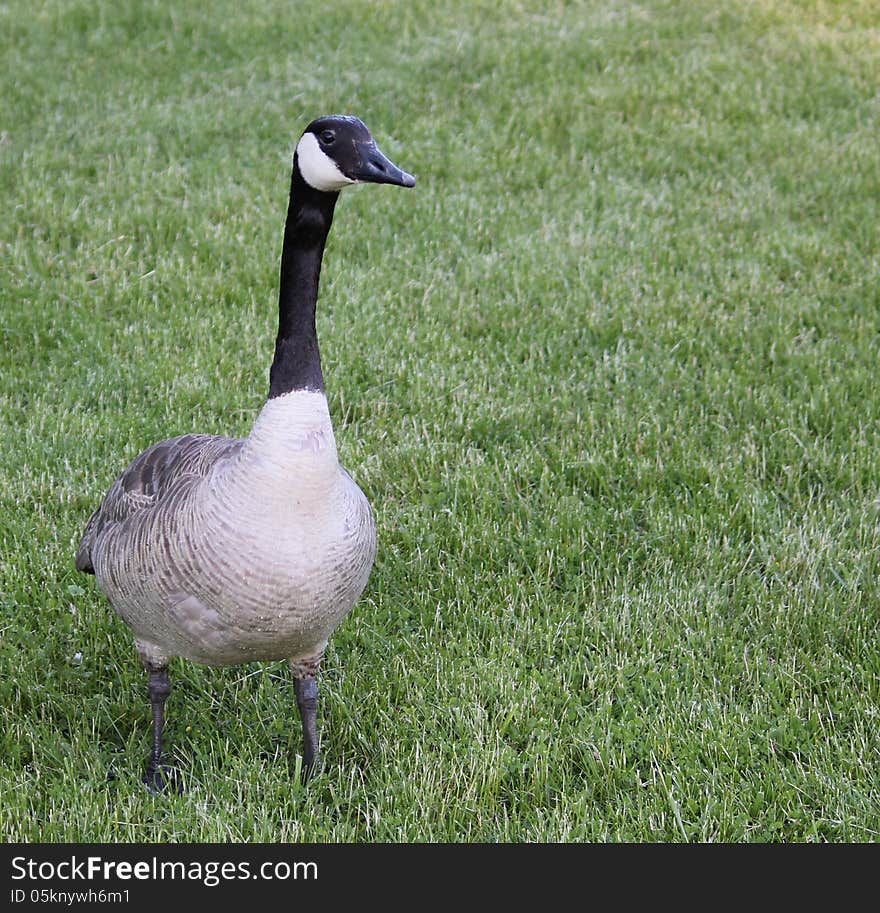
<box><xmin>294</xmin><ymin>115</ymin><xmax>416</xmax><ymax>193</ymax></box>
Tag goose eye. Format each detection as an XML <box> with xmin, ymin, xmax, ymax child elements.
<box><xmin>320</xmin><ymin>130</ymin><xmax>336</xmax><ymax>145</ymax></box>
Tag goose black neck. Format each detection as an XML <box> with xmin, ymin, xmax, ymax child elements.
<box><xmin>268</xmin><ymin>162</ymin><xmax>339</xmax><ymax>398</ymax></box>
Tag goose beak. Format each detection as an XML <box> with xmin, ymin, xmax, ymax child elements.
<box><xmin>351</xmin><ymin>141</ymin><xmax>416</xmax><ymax>188</ymax></box>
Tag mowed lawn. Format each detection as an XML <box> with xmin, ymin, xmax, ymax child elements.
<box><xmin>1</xmin><ymin>0</ymin><xmax>879</xmax><ymax>841</ymax></box>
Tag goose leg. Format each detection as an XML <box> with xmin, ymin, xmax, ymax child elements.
<box><xmin>294</xmin><ymin>675</ymin><xmax>320</xmax><ymax>779</ymax></box>
<box><xmin>143</xmin><ymin>665</ymin><xmax>179</xmax><ymax>793</ymax></box>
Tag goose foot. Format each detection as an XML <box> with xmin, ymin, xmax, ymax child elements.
<box><xmin>142</xmin><ymin>665</ymin><xmax>181</xmax><ymax>793</ymax></box>
<box><xmin>294</xmin><ymin>674</ymin><xmax>321</xmax><ymax>783</ymax></box>
<box><xmin>290</xmin><ymin>751</ymin><xmax>323</xmax><ymax>784</ymax></box>
<box><xmin>143</xmin><ymin>759</ymin><xmax>182</xmax><ymax>795</ymax></box>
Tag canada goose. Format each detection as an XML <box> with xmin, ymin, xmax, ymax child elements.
<box><xmin>76</xmin><ymin>115</ymin><xmax>415</xmax><ymax>790</ymax></box>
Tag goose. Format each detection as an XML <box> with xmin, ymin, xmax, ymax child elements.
<box><xmin>75</xmin><ymin>115</ymin><xmax>415</xmax><ymax>790</ymax></box>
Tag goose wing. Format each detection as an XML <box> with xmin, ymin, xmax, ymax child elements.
<box><xmin>75</xmin><ymin>433</ymin><xmax>243</xmax><ymax>574</ymax></box>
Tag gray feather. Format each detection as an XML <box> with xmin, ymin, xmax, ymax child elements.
<box><xmin>75</xmin><ymin>434</ymin><xmax>243</xmax><ymax>575</ymax></box>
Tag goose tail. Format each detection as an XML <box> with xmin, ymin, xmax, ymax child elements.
<box><xmin>75</xmin><ymin>509</ymin><xmax>99</xmax><ymax>575</ymax></box>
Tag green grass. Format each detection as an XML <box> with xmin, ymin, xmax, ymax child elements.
<box><xmin>2</xmin><ymin>0</ymin><xmax>879</xmax><ymax>841</ymax></box>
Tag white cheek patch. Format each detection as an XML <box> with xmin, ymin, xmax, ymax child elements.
<box><xmin>296</xmin><ymin>132</ymin><xmax>355</xmax><ymax>192</ymax></box>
